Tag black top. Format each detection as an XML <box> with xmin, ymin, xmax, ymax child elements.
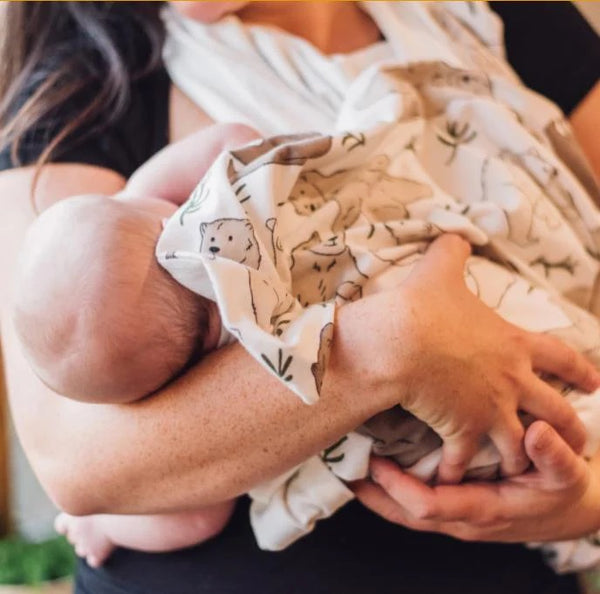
<box><xmin>75</xmin><ymin>497</ymin><xmax>579</xmax><ymax>594</ymax></box>
<box><xmin>2</xmin><ymin>4</ymin><xmax>596</xmax><ymax>593</ymax></box>
<box><xmin>0</xmin><ymin>63</ymin><xmax>170</xmax><ymax>179</ymax></box>
<box><xmin>490</xmin><ymin>1</ymin><xmax>600</xmax><ymax>114</ymax></box>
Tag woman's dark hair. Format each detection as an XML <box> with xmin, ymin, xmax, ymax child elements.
<box><xmin>0</xmin><ymin>2</ymin><xmax>164</xmax><ymax>168</ymax></box>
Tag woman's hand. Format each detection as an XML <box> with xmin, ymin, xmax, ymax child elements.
<box><xmin>352</xmin><ymin>421</ymin><xmax>600</xmax><ymax>543</ymax></box>
<box><xmin>388</xmin><ymin>235</ymin><xmax>600</xmax><ymax>483</ymax></box>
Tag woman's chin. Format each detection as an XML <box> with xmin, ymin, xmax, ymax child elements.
<box><xmin>170</xmin><ymin>1</ymin><xmax>249</xmax><ymax>23</ymax></box>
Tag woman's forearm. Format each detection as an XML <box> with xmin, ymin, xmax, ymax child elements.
<box><xmin>570</xmin><ymin>81</ymin><xmax>600</xmax><ymax>184</ymax></box>
<box><xmin>2</xmin><ymin>164</ymin><xmax>396</xmax><ymax>517</ymax></box>
<box><xmin>6</xmin><ymin>163</ymin><xmax>595</xmax><ymax>521</ymax></box>
<box><xmin>4</xmin><ymin>304</ymin><xmax>386</xmax><ymax>516</ymax></box>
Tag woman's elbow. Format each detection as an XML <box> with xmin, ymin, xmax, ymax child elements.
<box><xmin>30</xmin><ymin>450</ymin><xmax>113</xmax><ymax>516</ymax></box>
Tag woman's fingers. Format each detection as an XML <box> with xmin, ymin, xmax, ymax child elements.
<box><xmin>351</xmin><ymin>479</ymin><xmax>415</xmax><ymax>527</ymax></box>
<box><xmin>488</xmin><ymin>417</ymin><xmax>529</xmax><ymax>477</ymax></box>
<box><xmin>368</xmin><ymin>457</ymin><xmax>500</xmax><ymax>524</ymax></box>
<box><xmin>438</xmin><ymin>436</ymin><xmax>481</xmax><ymax>484</ymax></box>
<box><xmin>529</xmin><ymin>333</ymin><xmax>600</xmax><ymax>393</ymax></box>
<box><xmin>406</xmin><ymin>234</ymin><xmax>471</xmax><ymax>287</ymax></box>
<box><xmin>520</xmin><ymin>376</ymin><xmax>587</xmax><ymax>454</ymax></box>
<box><xmin>353</xmin><ymin>477</ymin><xmax>513</xmax><ymax>542</ymax></box>
<box><xmin>368</xmin><ymin>457</ymin><xmax>435</xmax><ymax>517</ymax></box>
<box><xmin>524</xmin><ymin>421</ymin><xmax>589</xmax><ymax>489</ymax></box>
<box><xmin>369</xmin><ymin>457</ymin><xmax>481</xmax><ymax>523</ymax></box>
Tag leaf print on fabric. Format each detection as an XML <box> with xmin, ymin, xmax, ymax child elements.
<box><xmin>436</xmin><ymin>120</ymin><xmax>477</xmax><ymax>164</ymax></box>
<box><xmin>180</xmin><ymin>179</ymin><xmax>210</xmax><ymax>225</ymax></box>
<box><xmin>321</xmin><ymin>436</ymin><xmax>348</xmax><ymax>466</ymax></box>
<box><xmin>531</xmin><ymin>255</ymin><xmax>578</xmax><ymax>278</ymax></box>
<box><xmin>341</xmin><ymin>131</ymin><xmax>366</xmax><ymax>152</ymax></box>
<box><xmin>261</xmin><ymin>348</ymin><xmax>293</xmax><ymax>383</ymax></box>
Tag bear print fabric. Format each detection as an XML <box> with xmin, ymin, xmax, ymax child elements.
<box><xmin>159</xmin><ymin>1</ymin><xmax>600</xmax><ymax>570</ymax></box>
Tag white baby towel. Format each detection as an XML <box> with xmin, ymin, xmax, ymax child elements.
<box><xmin>158</xmin><ymin>2</ymin><xmax>600</xmax><ymax>570</ymax></box>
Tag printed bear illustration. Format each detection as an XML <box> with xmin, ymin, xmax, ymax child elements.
<box><xmin>247</xmin><ymin>270</ymin><xmax>296</xmax><ymax>336</ymax></box>
<box><xmin>480</xmin><ymin>156</ymin><xmax>562</xmax><ymax>247</ymax></box>
<box><xmin>311</xmin><ymin>323</ymin><xmax>334</xmax><ymax>395</ymax></box>
<box><xmin>499</xmin><ymin>147</ymin><xmax>600</xmax><ymax>259</ymax></box>
<box><xmin>290</xmin><ymin>236</ymin><xmax>368</xmax><ymax>306</ymax></box>
<box><xmin>501</xmin><ymin>147</ymin><xmax>580</xmax><ymax>223</ymax></box>
<box><xmin>382</xmin><ymin>61</ymin><xmax>492</xmax><ymax>116</ymax></box>
<box><xmin>227</xmin><ymin>134</ymin><xmax>333</xmax><ymax>184</ymax></box>
<box><xmin>199</xmin><ymin>218</ymin><xmax>262</xmax><ymax>269</ymax></box>
<box><xmin>288</xmin><ymin>154</ymin><xmax>432</xmax><ymax>233</ymax></box>
<box><xmin>464</xmin><ymin>257</ymin><xmax>573</xmax><ymax>333</ymax></box>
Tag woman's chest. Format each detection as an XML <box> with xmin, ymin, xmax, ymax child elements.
<box><xmin>168</xmin><ymin>84</ymin><xmax>214</xmax><ymax>144</ymax></box>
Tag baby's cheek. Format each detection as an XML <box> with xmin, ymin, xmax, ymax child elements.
<box><xmin>170</xmin><ymin>1</ymin><xmax>248</xmax><ymax>23</ymax></box>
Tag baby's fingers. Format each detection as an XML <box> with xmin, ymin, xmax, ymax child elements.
<box><xmin>529</xmin><ymin>334</ymin><xmax>600</xmax><ymax>393</ymax></box>
<box><xmin>520</xmin><ymin>376</ymin><xmax>586</xmax><ymax>454</ymax></box>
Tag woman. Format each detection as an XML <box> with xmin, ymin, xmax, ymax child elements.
<box><xmin>1</xmin><ymin>3</ymin><xmax>599</xmax><ymax>593</ymax></box>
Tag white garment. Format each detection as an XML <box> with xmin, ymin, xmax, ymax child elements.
<box><xmin>158</xmin><ymin>2</ymin><xmax>600</xmax><ymax>571</ymax></box>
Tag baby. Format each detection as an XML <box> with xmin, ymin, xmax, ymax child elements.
<box><xmin>14</xmin><ymin>123</ymin><xmax>259</xmax><ymax>567</ymax></box>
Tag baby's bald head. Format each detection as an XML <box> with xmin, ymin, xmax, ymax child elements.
<box><xmin>14</xmin><ymin>195</ymin><xmax>208</xmax><ymax>402</ymax></box>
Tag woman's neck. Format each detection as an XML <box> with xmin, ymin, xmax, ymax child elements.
<box><xmin>236</xmin><ymin>2</ymin><xmax>382</xmax><ymax>54</ymax></box>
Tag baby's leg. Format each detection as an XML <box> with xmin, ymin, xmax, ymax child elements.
<box><xmin>55</xmin><ymin>500</ymin><xmax>235</xmax><ymax>568</ymax></box>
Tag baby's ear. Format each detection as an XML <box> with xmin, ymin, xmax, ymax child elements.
<box><xmin>199</xmin><ymin>222</ymin><xmax>207</xmax><ymax>237</ymax></box>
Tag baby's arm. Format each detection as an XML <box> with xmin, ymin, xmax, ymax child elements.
<box><xmin>124</xmin><ymin>123</ymin><xmax>259</xmax><ymax>205</ymax></box>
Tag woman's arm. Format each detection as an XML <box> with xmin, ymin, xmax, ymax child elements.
<box><xmin>0</xmin><ymin>164</ymin><xmax>397</xmax><ymax>516</ymax></box>
<box><xmin>3</xmin><ymin>308</ymin><xmax>383</xmax><ymax>516</ymax></box>
<box><xmin>3</xmin><ymin>165</ymin><xmax>596</xmax><ymax>517</ymax></box>
<box><xmin>571</xmin><ymin>82</ymin><xmax>600</xmax><ymax>182</ymax></box>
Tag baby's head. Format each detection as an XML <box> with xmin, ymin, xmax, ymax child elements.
<box><xmin>14</xmin><ymin>195</ymin><xmax>218</xmax><ymax>403</ymax></box>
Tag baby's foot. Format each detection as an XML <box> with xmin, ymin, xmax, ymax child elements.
<box><xmin>54</xmin><ymin>513</ymin><xmax>115</xmax><ymax>568</ymax></box>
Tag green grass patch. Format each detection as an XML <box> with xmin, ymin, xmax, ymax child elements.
<box><xmin>0</xmin><ymin>536</ymin><xmax>75</xmax><ymax>586</ymax></box>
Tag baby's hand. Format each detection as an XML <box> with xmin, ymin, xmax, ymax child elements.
<box><xmin>394</xmin><ymin>235</ymin><xmax>599</xmax><ymax>484</ymax></box>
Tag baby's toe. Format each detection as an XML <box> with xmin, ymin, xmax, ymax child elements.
<box><xmin>54</xmin><ymin>513</ymin><xmax>69</xmax><ymax>535</ymax></box>
<box><xmin>86</xmin><ymin>555</ymin><xmax>101</xmax><ymax>568</ymax></box>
